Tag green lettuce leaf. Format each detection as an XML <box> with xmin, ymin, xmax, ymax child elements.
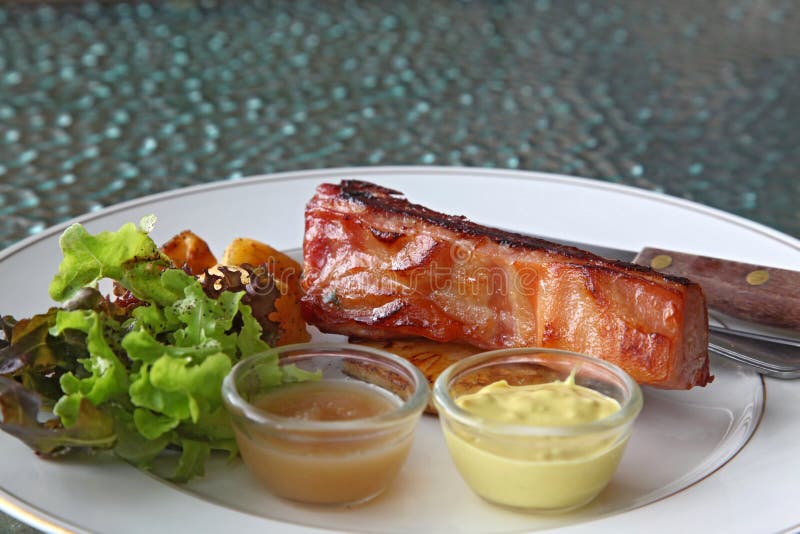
<box><xmin>171</xmin><ymin>439</ymin><xmax>211</xmax><ymax>483</ymax></box>
<box><xmin>133</xmin><ymin>408</ymin><xmax>180</xmax><ymax>440</ymax></box>
<box><xmin>50</xmin><ymin>310</ymin><xmax>129</xmax><ymax>425</ymax></box>
<box><xmin>237</xmin><ymin>303</ymin><xmax>271</xmax><ymax>357</ymax></box>
<box><xmin>49</xmin><ymin>217</ymin><xmax>166</xmax><ymax>303</ymax></box>
<box><xmin>1</xmin><ymin>217</ymin><xmax>317</xmax><ymax>482</ymax></box>
<box><xmin>110</xmin><ymin>404</ymin><xmax>170</xmax><ymax>467</ymax></box>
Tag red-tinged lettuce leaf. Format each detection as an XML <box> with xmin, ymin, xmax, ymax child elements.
<box><xmin>0</xmin><ymin>312</ymin><xmax>59</xmax><ymax>376</ymax></box>
<box><xmin>0</xmin><ymin>377</ymin><xmax>115</xmax><ymax>457</ymax></box>
<box><xmin>1</xmin><ymin>315</ymin><xmax>15</xmax><ymax>348</ymax></box>
<box><xmin>0</xmin><ymin>310</ymin><xmax>88</xmax><ymax>405</ymax></box>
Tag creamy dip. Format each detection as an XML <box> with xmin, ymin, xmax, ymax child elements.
<box><xmin>443</xmin><ymin>373</ymin><xmax>628</xmax><ymax>511</ymax></box>
<box><xmin>456</xmin><ymin>377</ymin><xmax>620</xmax><ymax>426</ymax></box>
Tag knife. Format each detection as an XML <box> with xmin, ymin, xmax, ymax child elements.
<box><xmin>534</xmin><ymin>235</ymin><xmax>800</xmax><ymax>378</ymax></box>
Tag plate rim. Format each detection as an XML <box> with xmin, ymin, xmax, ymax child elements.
<box><xmin>0</xmin><ymin>166</ymin><xmax>792</xmax><ymax>533</ymax></box>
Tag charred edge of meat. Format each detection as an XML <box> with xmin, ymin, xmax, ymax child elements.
<box><xmin>369</xmin><ymin>226</ymin><xmax>404</xmax><ymax>243</ymax></box>
<box><xmin>336</xmin><ymin>180</ymin><xmax>695</xmax><ymax>287</ymax></box>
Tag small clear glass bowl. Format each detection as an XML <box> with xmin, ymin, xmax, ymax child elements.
<box><xmin>433</xmin><ymin>347</ymin><xmax>643</xmax><ymax>513</ymax></box>
<box><xmin>221</xmin><ymin>343</ymin><xmax>429</xmax><ymax>506</ymax></box>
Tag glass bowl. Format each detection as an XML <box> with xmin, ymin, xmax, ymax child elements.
<box><xmin>432</xmin><ymin>347</ymin><xmax>643</xmax><ymax>513</ymax></box>
<box><xmin>221</xmin><ymin>343</ymin><xmax>429</xmax><ymax>506</ymax></box>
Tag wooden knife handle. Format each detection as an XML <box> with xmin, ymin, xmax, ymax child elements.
<box><xmin>634</xmin><ymin>247</ymin><xmax>800</xmax><ymax>330</ymax></box>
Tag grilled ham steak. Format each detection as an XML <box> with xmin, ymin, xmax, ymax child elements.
<box><xmin>301</xmin><ymin>180</ymin><xmax>712</xmax><ymax>389</ymax></box>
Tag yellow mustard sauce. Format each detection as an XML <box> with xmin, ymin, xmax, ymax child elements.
<box><xmin>456</xmin><ymin>375</ymin><xmax>620</xmax><ymax>426</ymax></box>
<box><xmin>443</xmin><ymin>372</ymin><xmax>628</xmax><ymax>511</ymax></box>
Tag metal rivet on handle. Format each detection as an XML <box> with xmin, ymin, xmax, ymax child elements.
<box><xmin>746</xmin><ymin>269</ymin><xmax>769</xmax><ymax>286</ymax></box>
<box><xmin>650</xmin><ymin>254</ymin><xmax>672</xmax><ymax>270</ymax></box>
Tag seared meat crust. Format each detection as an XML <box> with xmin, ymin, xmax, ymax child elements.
<box><xmin>301</xmin><ymin>181</ymin><xmax>711</xmax><ymax>389</ymax></box>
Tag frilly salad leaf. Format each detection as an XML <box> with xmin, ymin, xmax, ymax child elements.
<box><xmin>0</xmin><ymin>216</ymin><xmax>316</xmax><ymax>481</ymax></box>
<box><xmin>0</xmin><ymin>376</ymin><xmax>116</xmax><ymax>456</ymax></box>
<box><xmin>49</xmin><ymin>216</ymin><xmax>167</xmax><ymax>303</ymax></box>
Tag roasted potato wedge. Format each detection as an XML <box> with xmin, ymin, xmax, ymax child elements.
<box><xmin>161</xmin><ymin>230</ymin><xmax>218</xmax><ymax>275</ymax></box>
<box><xmin>220</xmin><ymin>238</ymin><xmax>302</xmax><ymax>294</ymax></box>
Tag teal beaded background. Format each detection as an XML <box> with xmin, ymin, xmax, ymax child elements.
<box><xmin>0</xmin><ymin>1</ymin><xmax>798</xmax><ymax>531</ymax></box>
<box><xmin>1</xmin><ymin>0</ymin><xmax>798</xmax><ymax>250</ymax></box>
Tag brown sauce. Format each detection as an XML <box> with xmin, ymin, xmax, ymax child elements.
<box><xmin>253</xmin><ymin>380</ymin><xmax>398</xmax><ymax>421</ymax></box>
<box><xmin>235</xmin><ymin>379</ymin><xmax>415</xmax><ymax>505</ymax></box>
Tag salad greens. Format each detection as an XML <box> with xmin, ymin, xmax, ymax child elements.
<box><xmin>0</xmin><ymin>216</ymin><xmax>314</xmax><ymax>482</ymax></box>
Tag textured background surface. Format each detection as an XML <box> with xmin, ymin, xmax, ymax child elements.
<box><xmin>1</xmin><ymin>0</ymin><xmax>798</xmax><ymax>531</ymax></box>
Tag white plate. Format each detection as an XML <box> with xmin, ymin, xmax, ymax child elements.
<box><xmin>0</xmin><ymin>167</ymin><xmax>797</xmax><ymax>534</ymax></box>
